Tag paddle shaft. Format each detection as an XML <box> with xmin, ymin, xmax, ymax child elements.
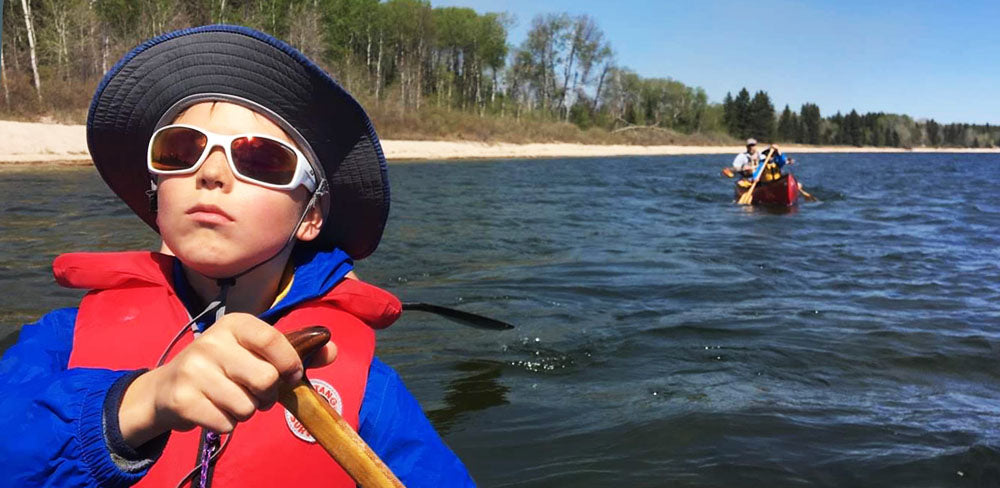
<box><xmin>797</xmin><ymin>182</ymin><xmax>817</xmax><ymax>201</ymax></box>
<box><xmin>280</xmin><ymin>327</ymin><xmax>404</xmax><ymax>488</ymax></box>
<box><xmin>402</xmin><ymin>302</ymin><xmax>514</xmax><ymax>330</ymax></box>
<box><xmin>278</xmin><ymin>381</ymin><xmax>404</xmax><ymax>488</ymax></box>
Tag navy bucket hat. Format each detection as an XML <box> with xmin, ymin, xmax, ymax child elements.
<box><xmin>87</xmin><ymin>24</ymin><xmax>389</xmax><ymax>260</ymax></box>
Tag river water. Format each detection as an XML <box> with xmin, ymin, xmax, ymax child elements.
<box><xmin>2</xmin><ymin>153</ymin><xmax>999</xmax><ymax>487</ymax></box>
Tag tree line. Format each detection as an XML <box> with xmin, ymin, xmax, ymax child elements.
<box><xmin>1</xmin><ymin>0</ymin><xmax>994</xmax><ymax>148</ymax></box>
<box><xmin>723</xmin><ymin>87</ymin><xmax>1000</xmax><ymax>148</ymax></box>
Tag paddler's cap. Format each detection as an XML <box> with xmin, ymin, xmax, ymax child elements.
<box><xmin>86</xmin><ymin>25</ymin><xmax>389</xmax><ymax>260</ymax></box>
<box><xmin>746</xmin><ymin>138</ymin><xmax>757</xmax><ymax>146</ymax></box>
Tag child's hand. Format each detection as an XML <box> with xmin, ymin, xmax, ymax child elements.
<box><xmin>118</xmin><ymin>313</ymin><xmax>337</xmax><ymax>448</ymax></box>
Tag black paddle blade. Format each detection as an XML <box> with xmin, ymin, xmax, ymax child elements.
<box><xmin>401</xmin><ymin>303</ymin><xmax>515</xmax><ymax>330</ymax></box>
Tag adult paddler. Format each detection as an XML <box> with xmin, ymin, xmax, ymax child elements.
<box><xmin>732</xmin><ymin>138</ymin><xmax>790</xmax><ymax>182</ymax></box>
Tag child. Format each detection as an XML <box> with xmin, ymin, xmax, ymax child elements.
<box><xmin>0</xmin><ymin>25</ymin><xmax>474</xmax><ymax>487</ymax></box>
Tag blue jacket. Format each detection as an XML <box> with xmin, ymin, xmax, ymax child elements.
<box><xmin>0</xmin><ymin>248</ymin><xmax>474</xmax><ymax>487</ymax></box>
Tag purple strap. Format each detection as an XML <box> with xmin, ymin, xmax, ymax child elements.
<box><xmin>197</xmin><ymin>431</ymin><xmax>221</xmax><ymax>488</ymax></box>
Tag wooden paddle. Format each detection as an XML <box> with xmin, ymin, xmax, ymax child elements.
<box><xmin>737</xmin><ymin>146</ymin><xmax>775</xmax><ymax>205</ymax></box>
<box><xmin>797</xmin><ymin>182</ymin><xmax>818</xmax><ymax>202</ymax></box>
<box><xmin>279</xmin><ymin>327</ymin><xmax>404</xmax><ymax>488</ymax></box>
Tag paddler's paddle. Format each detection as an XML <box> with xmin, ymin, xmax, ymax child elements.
<box><xmin>721</xmin><ymin>167</ymin><xmax>736</xmax><ymax>178</ymax></box>
<box><xmin>345</xmin><ymin>273</ymin><xmax>513</xmax><ymax>330</ymax></box>
<box><xmin>797</xmin><ymin>182</ymin><xmax>818</xmax><ymax>202</ymax></box>
<box><xmin>279</xmin><ymin>327</ymin><xmax>405</xmax><ymax>488</ymax></box>
<box><xmin>737</xmin><ymin>146</ymin><xmax>775</xmax><ymax>205</ymax></box>
<box><xmin>403</xmin><ymin>302</ymin><xmax>515</xmax><ymax>330</ymax></box>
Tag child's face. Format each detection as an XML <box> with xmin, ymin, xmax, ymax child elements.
<box><xmin>156</xmin><ymin>102</ymin><xmax>319</xmax><ymax>278</ymax></box>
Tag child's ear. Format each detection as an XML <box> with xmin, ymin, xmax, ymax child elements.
<box><xmin>296</xmin><ymin>204</ymin><xmax>324</xmax><ymax>242</ymax></box>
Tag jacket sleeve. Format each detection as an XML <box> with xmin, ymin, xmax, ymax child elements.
<box><xmin>0</xmin><ymin>308</ymin><xmax>148</xmax><ymax>487</ymax></box>
<box><xmin>773</xmin><ymin>152</ymin><xmax>788</xmax><ymax>168</ymax></box>
<box><xmin>732</xmin><ymin>153</ymin><xmax>744</xmax><ymax>168</ymax></box>
<box><xmin>360</xmin><ymin>358</ymin><xmax>476</xmax><ymax>487</ymax></box>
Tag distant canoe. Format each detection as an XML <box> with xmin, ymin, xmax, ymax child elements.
<box><xmin>735</xmin><ymin>173</ymin><xmax>800</xmax><ymax>206</ymax></box>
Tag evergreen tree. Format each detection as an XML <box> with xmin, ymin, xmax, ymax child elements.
<box><xmin>722</xmin><ymin>91</ymin><xmax>734</xmax><ymax>134</ymax></box>
<box><xmin>862</xmin><ymin>112</ymin><xmax>880</xmax><ymax>146</ymax></box>
<box><xmin>747</xmin><ymin>90</ymin><xmax>775</xmax><ymax>140</ymax></box>
<box><xmin>732</xmin><ymin>88</ymin><xmax>751</xmax><ymax>138</ymax></box>
<box><xmin>926</xmin><ymin>119</ymin><xmax>941</xmax><ymax>146</ymax></box>
<box><xmin>844</xmin><ymin>110</ymin><xmax>863</xmax><ymax>146</ymax></box>
<box><xmin>776</xmin><ymin>104</ymin><xmax>798</xmax><ymax>141</ymax></box>
<box><xmin>829</xmin><ymin>112</ymin><xmax>844</xmax><ymax>144</ymax></box>
<box><xmin>799</xmin><ymin>103</ymin><xmax>821</xmax><ymax>144</ymax></box>
<box><xmin>942</xmin><ymin>123</ymin><xmax>959</xmax><ymax>146</ymax></box>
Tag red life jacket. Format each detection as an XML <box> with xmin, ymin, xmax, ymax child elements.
<box><xmin>54</xmin><ymin>251</ymin><xmax>401</xmax><ymax>487</ymax></box>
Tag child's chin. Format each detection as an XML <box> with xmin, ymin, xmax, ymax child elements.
<box><xmin>184</xmin><ymin>263</ymin><xmax>240</xmax><ymax>279</ymax></box>
<box><xmin>171</xmin><ymin>241</ymin><xmax>286</xmax><ymax>279</ymax></box>
<box><xmin>176</xmin><ymin>253</ymin><xmax>248</xmax><ymax>280</ymax></box>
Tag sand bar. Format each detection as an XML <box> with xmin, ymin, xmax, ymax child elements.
<box><xmin>2</xmin><ymin>120</ymin><xmax>998</xmax><ymax>165</ymax></box>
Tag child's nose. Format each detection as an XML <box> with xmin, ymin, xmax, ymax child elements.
<box><xmin>197</xmin><ymin>146</ymin><xmax>233</xmax><ymax>189</ymax></box>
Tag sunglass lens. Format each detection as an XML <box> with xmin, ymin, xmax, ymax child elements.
<box><xmin>150</xmin><ymin>127</ymin><xmax>207</xmax><ymax>171</ymax></box>
<box><xmin>231</xmin><ymin>137</ymin><xmax>297</xmax><ymax>186</ymax></box>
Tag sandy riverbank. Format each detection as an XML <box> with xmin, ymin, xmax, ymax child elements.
<box><xmin>2</xmin><ymin>120</ymin><xmax>998</xmax><ymax>165</ymax></box>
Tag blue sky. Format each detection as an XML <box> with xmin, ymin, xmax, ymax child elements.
<box><xmin>432</xmin><ymin>0</ymin><xmax>1000</xmax><ymax>124</ymax></box>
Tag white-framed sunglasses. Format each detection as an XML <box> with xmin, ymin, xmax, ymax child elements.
<box><xmin>147</xmin><ymin>124</ymin><xmax>317</xmax><ymax>192</ymax></box>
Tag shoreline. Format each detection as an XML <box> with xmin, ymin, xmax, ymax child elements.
<box><xmin>2</xmin><ymin>120</ymin><xmax>999</xmax><ymax>166</ymax></box>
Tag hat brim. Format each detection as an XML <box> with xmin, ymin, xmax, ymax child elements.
<box><xmin>87</xmin><ymin>25</ymin><xmax>389</xmax><ymax>260</ymax></box>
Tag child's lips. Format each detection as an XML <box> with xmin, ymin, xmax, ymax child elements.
<box><xmin>187</xmin><ymin>204</ymin><xmax>234</xmax><ymax>225</ymax></box>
